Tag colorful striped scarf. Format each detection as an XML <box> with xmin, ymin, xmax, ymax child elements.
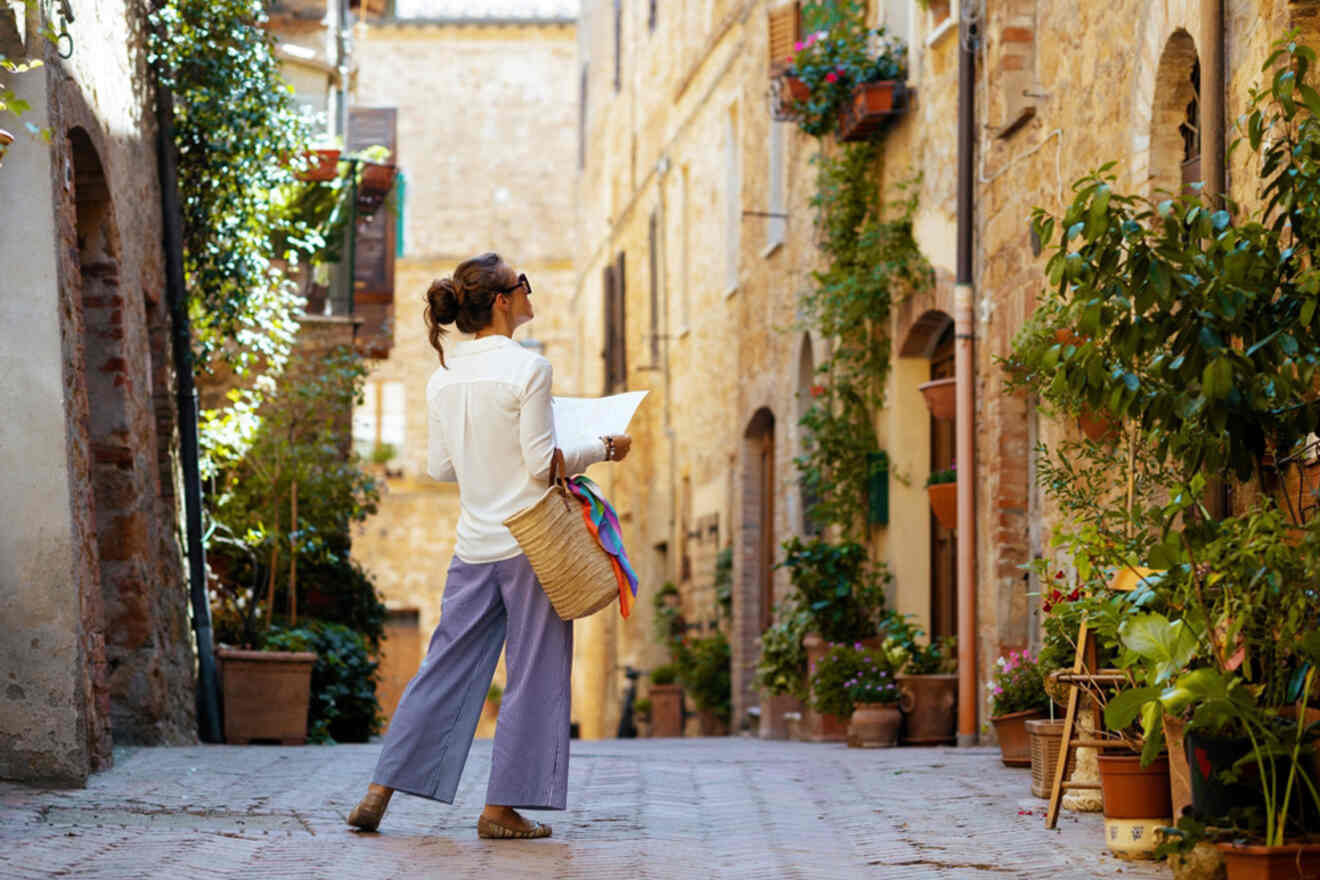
<box><xmin>565</xmin><ymin>475</ymin><xmax>639</xmax><ymax>618</ymax></box>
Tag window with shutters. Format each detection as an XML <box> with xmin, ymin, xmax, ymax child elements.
<box><xmin>603</xmin><ymin>253</ymin><xmax>628</xmax><ymax>392</ymax></box>
<box><xmin>723</xmin><ymin>106</ymin><xmax>741</xmax><ymax>295</ymax></box>
<box><xmin>765</xmin><ymin>121</ymin><xmax>787</xmax><ymax>252</ymax></box>
<box><xmin>994</xmin><ymin>0</ymin><xmax>1038</xmax><ymax>138</ymax></box>
<box><xmin>648</xmin><ymin>211</ymin><xmax>661</xmax><ymax>363</ymax></box>
<box><xmin>579</xmin><ymin>64</ymin><xmax>589</xmax><ymax>170</ymax></box>
<box><xmin>614</xmin><ymin>0</ymin><xmax>623</xmax><ymax>92</ymax></box>
<box><xmin>767</xmin><ymin>2</ymin><xmax>801</xmax><ymax>73</ymax></box>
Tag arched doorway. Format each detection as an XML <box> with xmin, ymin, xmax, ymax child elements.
<box><xmin>735</xmin><ymin>407</ymin><xmax>776</xmax><ymax>732</ymax></box>
<box><xmin>1150</xmin><ymin>31</ymin><xmax>1200</xmax><ymax>197</ymax></box>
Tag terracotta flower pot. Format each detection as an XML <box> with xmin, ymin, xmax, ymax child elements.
<box><xmin>698</xmin><ymin>708</ymin><xmax>729</xmax><ymax>737</ymax></box>
<box><xmin>295</xmin><ymin>147</ymin><xmax>341</xmax><ymax>182</ymax></box>
<box><xmin>1216</xmin><ymin>842</ymin><xmax>1320</xmax><ymax>879</ymax></box>
<box><xmin>918</xmin><ymin>377</ymin><xmax>957</xmax><ymax>422</ymax></box>
<box><xmin>777</xmin><ymin>74</ymin><xmax>810</xmax><ymax>116</ymax></box>
<box><xmin>848</xmin><ymin>703</ymin><xmax>902</xmax><ymax>748</ymax></box>
<box><xmin>927</xmin><ymin>482</ymin><xmax>958</xmax><ymax>530</ymax></box>
<box><xmin>1097</xmin><ymin>753</ymin><xmax>1173</xmax><ymax>819</ymax></box>
<box><xmin>838</xmin><ymin>80</ymin><xmax>907</xmax><ymax>142</ymax></box>
<box><xmin>649</xmin><ymin>683</ymin><xmax>685</xmax><ymax>738</ymax></box>
<box><xmin>1079</xmin><ymin>408</ymin><xmax>1119</xmax><ymax>443</ymax></box>
<box><xmin>896</xmin><ymin>673</ymin><xmax>957</xmax><ymax>745</ymax></box>
<box><xmin>803</xmin><ymin>632</ymin><xmax>848</xmax><ymax>742</ymax></box>
<box><xmin>217</xmin><ymin>648</ymin><xmax>317</xmax><ymax>745</ymax></box>
<box><xmin>359</xmin><ymin>162</ymin><xmax>397</xmax><ymax>196</ymax></box>
<box><xmin>1026</xmin><ymin>718</ymin><xmax>1076</xmax><ymax>799</ymax></box>
<box><xmin>990</xmin><ymin>708</ymin><xmax>1045</xmax><ymax>767</ymax></box>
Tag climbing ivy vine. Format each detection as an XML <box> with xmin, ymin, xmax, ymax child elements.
<box><xmin>795</xmin><ymin>142</ymin><xmax>930</xmax><ymax>537</ymax></box>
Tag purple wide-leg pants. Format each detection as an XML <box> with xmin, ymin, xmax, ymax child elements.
<box><xmin>371</xmin><ymin>553</ymin><xmax>573</xmax><ymax>810</ymax></box>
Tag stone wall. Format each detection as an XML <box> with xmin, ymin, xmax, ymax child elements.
<box><xmin>0</xmin><ymin>0</ymin><xmax>194</xmax><ymax>785</ymax></box>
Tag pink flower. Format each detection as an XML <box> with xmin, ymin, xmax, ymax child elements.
<box><xmin>794</xmin><ymin>40</ymin><xmax>804</xmax><ymax>51</ymax></box>
<box><xmin>824</xmin><ymin>71</ymin><xmax>839</xmax><ymax>84</ymax></box>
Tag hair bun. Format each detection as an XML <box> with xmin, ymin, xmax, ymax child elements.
<box><xmin>427</xmin><ymin>277</ymin><xmax>461</xmax><ymax>325</ymax></box>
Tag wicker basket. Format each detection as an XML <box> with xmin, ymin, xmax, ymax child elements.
<box><xmin>503</xmin><ymin>464</ymin><xmax>619</xmax><ymax>621</ymax></box>
<box><xmin>1027</xmin><ymin>718</ymin><xmax>1076</xmax><ymax>799</ymax></box>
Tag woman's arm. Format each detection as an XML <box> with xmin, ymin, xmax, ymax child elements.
<box><xmin>520</xmin><ymin>359</ymin><xmax>607</xmax><ymax>479</ymax></box>
<box><xmin>427</xmin><ymin>423</ymin><xmax>457</xmax><ymax>482</ymax></box>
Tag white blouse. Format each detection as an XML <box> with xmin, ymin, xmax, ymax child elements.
<box><xmin>426</xmin><ymin>334</ymin><xmax>607</xmax><ymax>563</ymax></box>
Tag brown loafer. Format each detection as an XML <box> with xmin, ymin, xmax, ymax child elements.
<box><xmin>477</xmin><ymin>815</ymin><xmax>552</xmax><ymax>839</ymax></box>
<box><xmin>347</xmin><ymin>792</ymin><xmax>390</xmax><ymax>831</ymax></box>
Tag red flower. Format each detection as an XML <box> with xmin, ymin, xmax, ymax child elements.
<box><xmin>1054</xmin><ymin>571</ymin><xmax>1064</xmax><ymax>580</ymax></box>
<box><xmin>1067</xmin><ymin>588</ymin><xmax>1081</xmax><ymax>601</ymax></box>
<box><xmin>810</xmin><ymin>384</ymin><xmax>826</xmax><ymax>397</ymax></box>
<box><xmin>824</xmin><ymin>71</ymin><xmax>839</xmax><ymax>84</ymax></box>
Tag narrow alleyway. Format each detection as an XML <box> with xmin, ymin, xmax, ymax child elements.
<box><xmin>0</xmin><ymin>739</ymin><xmax>1165</xmax><ymax>879</ymax></box>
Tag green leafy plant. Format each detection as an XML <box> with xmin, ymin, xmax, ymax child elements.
<box><xmin>756</xmin><ymin>594</ymin><xmax>814</xmax><ymax>701</ymax></box>
<box><xmin>796</xmin><ymin>153</ymin><xmax>929</xmax><ymax>536</ymax></box>
<box><xmin>925</xmin><ymin>465</ymin><xmax>956</xmax><ymax>487</ymax></box>
<box><xmin>988</xmin><ymin>649</ymin><xmax>1049</xmax><ymax>717</ymax></box>
<box><xmin>847</xmin><ymin>655</ymin><xmax>899</xmax><ymax>706</ymax></box>
<box><xmin>633</xmin><ymin>697</ymin><xmax>652</xmax><ymax>720</ymax></box>
<box><xmin>486</xmin><ymin>683</ymin><xmax>503</xmax><ymax>705</ymax></box>
<box><xmin>810</xmin><ymin>642</ymin><xmax>888</xmax><ymax>717</ymax></box>
<box><xmin>651</xmin><ymin>664</ymin><xmax>678</xmax><ymax>686</ymax></box>
<box><xmin>713</xmin><ymin>546</ymin><xmax>734</xmax><ymax>618</ymax></box>
<box><xmin>264</xmin><ymin>621</ymin><xmax>382</xmax><ymax>744</ymax></box>
<box><xmin>676</xmin><ymin>632</ymin><xmax>732</xmax><ymax>723</ymax></box>
<box><xmin>778</xmin><ymin>537</ymin><xmax>891</xmax><ymax>643</ymax></box>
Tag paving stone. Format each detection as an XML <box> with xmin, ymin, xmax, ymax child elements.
<box><xmin>0</xmin><ymin>739</ymin><xmax>1167</xmax><ymax>879</ymax></box>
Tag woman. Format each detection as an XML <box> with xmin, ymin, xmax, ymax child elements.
<box><xmin>347</xmin><ymin>252</ymin><xmax>631</xmax><ymax>840</ymax></box>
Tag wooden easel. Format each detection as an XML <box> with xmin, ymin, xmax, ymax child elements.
<box><xmin>1044</xmin><ymin>565</ymin><xmax>1158</xmax><ymax>829</ymax></box>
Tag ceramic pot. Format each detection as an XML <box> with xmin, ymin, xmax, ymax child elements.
<box><xmin>848</xmin><ymin>703</ymin><xmax>901</xmax><ymax>748</ymax></box>
<box><xmin>217</xmin><ymin>648</ymin><xmax>317</xmax><ymax>745</ymax></box>
<box><xmin>1216</xmin><ymin>842</ymin><xmax>1320</xmax><ymax>880</ymax></box>
<box><xmin>896</xmin><ymin>673</ymin><xmax>957</xmax><ymax>745</ymax></box>
<box><xmin>650</xmin><ymin>683</ymin><xmax>685</xmax><ymax>738</ymax></box>
<box><xmin>295</xmin><ymin>147</ymin><xmax>341</xmax><ymax>181</ymax></box>
<box><xmin>803</xmin><ymin>632</ymin><xmax>887</xmax><ymax>742</ymax></box>
<box><xmin>1026</xmin><ymin>718</ymin><xmax>1076</xmax><ymax>799</ymax></box>
<box><xmin>1097</xmin><ymin>752</ymin><xmax>1172</xmax><ymax>860</ymax></box>
<box><xmin>927</xmin><ymin>482</ymin><xmax>958</xmax><ymax>530</ymax></box>
<box><xmin>918</xmin><ymin>377</ymin><xmax>957</xmax><ymax>421</ymax></box>
<box><xmin>990</xmin><ymin>708</ymin><xmax>1045</xmax><ymax>767</ymax></box>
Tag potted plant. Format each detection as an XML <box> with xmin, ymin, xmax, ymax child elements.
<box><xmin>809</xmin><ymin>642</ymin><xmax>887</xmax><ymax>743</ymax></box>
<box><xmin>987</xmin><ymin>648</ymin><xmax>1049</xmax><ymax>767</ymax></box>
<box><xmin>483</xmin><ymin>682</ymin><xmax>503</xmax><ymax>723</ymax></box>
<box><xmin>633</xmin><ymin>697</ymin><xmax>652</xmax><ymax>735</ymax></box>
<box><xmin>917</xmin><ymin>377</ymin><xmax>956</xmax><ymax>421</ymax></box>
<box><xmin>676</xmin><ymin>631</ymin><xmax>732</xmax><ymax>736</ymax></box>
<box><xmin>837</xmin><ymin>28</ymin><xmax>909</xmax><ymax>142</ymax></box>
<box><xmin>925</xmin><ymin>465</ymin><xmax>957</xmax><ymax>530</ymax></box>
<box><xmin>264</xmin><ymin>621</ymin><xmax>383</xmax><ymax>744</ymax></box>
<box><xmin>295</xmin><ymin>146</ymin><xmax>342</xmax><ymax>182</ymax></box>
<box><xmin>845</xmin><ymin>657</ymin><xmax>901</xmax><ymax>748</ymax></box>
<box><xmin>888</xmin><ymin>618</ymin><xmax>958</xmax><ymax>745</ymax></box>
<box><xmin>649</xmin><ymin>664</ymin><xmax>685</xmax><ymax>737</ymax></box>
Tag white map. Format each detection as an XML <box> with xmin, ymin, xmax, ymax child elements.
<box><xmin>552</xmin><ymin>391</ymin><xmax>648</xmax><ymax>454</ymax></box>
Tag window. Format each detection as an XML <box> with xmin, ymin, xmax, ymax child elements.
<box><xmin>614</xmin><ymin>0</ymin><xmax>623</xmax><ymax>92</ymax></box>
<box><xmin>723</xmin><ymin>106</ymin><xmax>741</xmax><ymax>293</ymax></box>
<box><xmin>579</xmin><ymin>64</ymin><xmax>589</xmax><ymax>170</ymax></box>
<box><xmin>765</xmin><ymin>121</ymin><xmax>787</xmax><ymax>251</ymax></box>
<box><xmin>648</xmin><ymin>211</ymin><xmax>661</xmax><ymax>363</ymax></box>
<box><xmin>603</xmin><ymin>253</ymin><xmax>628</xmax><ymax>392</ymax></box>
<box><xmin>353</xmin><ymin>380</ymin><xmax>406</xmax><ymax>465</ymax></box>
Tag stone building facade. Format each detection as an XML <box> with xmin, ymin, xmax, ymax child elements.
<box><xmin>574</xmin><ymin>0</ymin><xmax>1320</xmax><ymax>741</ymax></box>
<box><xmin>0</xmin><ymin>0</ymin><xmax>195</xmax><ymax>785</ymax></box>
<box><xmin>345</xmin><ymin>4</ymin><xmax>585</xmax><ymax>733</ymax></box>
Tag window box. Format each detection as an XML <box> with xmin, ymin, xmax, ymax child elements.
<box><xmin>296</xmin><ymin>147</ymin><xmax>341</xmax><ymax>182</ymax></box>
<box><xmin>772</xmin><ymin>73</ymin><xmax>810</xmax><ymax>122</ymax></box>
<box><xmin>838</xmin><ymin>80</ymin><xmax>908</xmax><ymax>142</ymax></box>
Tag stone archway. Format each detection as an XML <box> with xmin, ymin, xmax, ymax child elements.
<box><xmin>1149</xmin><ymin>30</ymin><xmax>1201</xmax><ymax>198</ymax></box>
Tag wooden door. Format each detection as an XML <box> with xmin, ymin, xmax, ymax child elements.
<box><xmin>759</xmin><ymin>428</ymin><xmax>776</xmax><ymax>631</ymax></box>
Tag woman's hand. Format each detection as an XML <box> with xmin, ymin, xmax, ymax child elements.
<box><xmin>609</xmin><ymin>434</ymin><xmax>632</xmax><ymax>462</ymax></box>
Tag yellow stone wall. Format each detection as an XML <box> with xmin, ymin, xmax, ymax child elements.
<box><xmin>576</xmin><ymin>0</ymin><xmax>1320</xmax><ymax>740</ymax></box>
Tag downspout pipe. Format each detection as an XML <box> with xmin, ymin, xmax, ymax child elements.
<box><xmin>1201</xmin><ymin>0</ymin><xmax>1225</xmax><ymax>207</ymax></box>
<box><xmin>154</xmin><ymin>83</ymin><xmax>222</xmax><ymax>744</ymax></box>
<box><xmin>955</xmin><ymin>3</ymin><xmax>979</xmax><ymax>747</ymax></box>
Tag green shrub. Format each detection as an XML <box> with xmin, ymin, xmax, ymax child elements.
<box><xmin>676</xmin><ymin>632</ymin><xmax>732</xmax><ymax>723</ymax></box>
<box><xmin>265</xmin><ymin>621</ymin><xmax>382</xmax><ymax>744</ymax></box>
<box><xmin>756</xmin><ymin>595</ymin><xmax>814</xmax><ymax>702</ymax></box>
<box><xmin>810</xmin><ymin>643</ymin><xmax>889</xmax><ymax>717</ymax></box>
<box><xmin>633</xmin><ymin>697</ymin><xmax>652</xmax><ymax>719</ymax></box>
<box><xmin>651</xmin><ymin>664</ymin><xmax>679</xmax><ymax>686</ymax></box>
<box><xmin>847</xmin><ymin>658</ymin><xmax>899</xmax><ymax>706</ymax></box>
<box><xmin>988</xmin><ymin>649</ymin><xmax>1049</xmax><ymax>717</ymax></box>
<box><xmin>779</xmin><ymin>537</ymin><xmax>890</xmax><ymax>643</ymax></box>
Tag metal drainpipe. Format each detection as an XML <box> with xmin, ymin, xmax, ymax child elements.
<box><xmin>955</xmin><ymin>3</ymin><xmax>979</xmax><ymax>747</ymax></box>
<box><xmin>1202</xmin><ymin>0</ymin><xmax>1225</xmax><ymax>207</ymax></box>
<box><xmin>154</xmin><ymin>82</ymin><xmax>222</xmax><ymax>744</ymax></box>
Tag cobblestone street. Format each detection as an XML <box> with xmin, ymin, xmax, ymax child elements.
<box><xmin>0</xmin><ymin>738</ymin><xmax>1167</xmax><ymax>879</ymax></box>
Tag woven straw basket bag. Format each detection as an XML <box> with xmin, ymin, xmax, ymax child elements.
<box><xmin>503</xmin><ymin>457</ymin><xmax>618</xmax><ymax>620</ymax></box>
